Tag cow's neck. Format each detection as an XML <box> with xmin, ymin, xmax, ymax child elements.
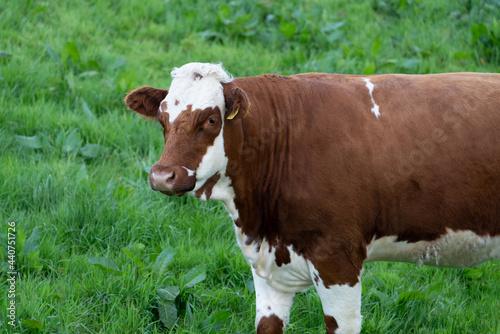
<box><xmin>223</xmin><ymin>76</ymin><xmax>298</xmax><ymax>245</ymax></box>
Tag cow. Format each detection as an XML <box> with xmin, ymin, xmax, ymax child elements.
<box><xmin>125</xmin><ymin>62</ymin><xmax>500</xmax><ymax>334</ymax></box>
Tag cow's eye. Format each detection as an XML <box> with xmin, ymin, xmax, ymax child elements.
<box><xmin>207</xmin><ymin>118</ymin><xmax>216</xmax><ymax>124</ymax></box>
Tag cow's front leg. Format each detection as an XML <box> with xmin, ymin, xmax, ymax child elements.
<box><xmin>252</xmin><ymin>268</ymin><xmax>295</xmax><ymax>334</ymax></box>
<box><xmin>309</xmin><ymin>257</ymin><xmax>363</xmax><ymax>334</ymax></box>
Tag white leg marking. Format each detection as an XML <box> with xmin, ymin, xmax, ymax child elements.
<box><xmin>362</xmin><ymin>78</ymin><xmax>380</xmax><ymax>118</ymax></box>
<box><xmin>310</xmin><ymin>265</ymin><xmax>362</xmax><ymax>334</ymax></box>
<box><xmin>252</xmin><ymin>267</ymin><xmax>295</xmax><ymax>331</ymax></box>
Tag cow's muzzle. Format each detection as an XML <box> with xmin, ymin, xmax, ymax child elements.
<box><xmin>149</xmin><ymin>165</ymin><xmax>195</xmax><ymax>196</ymax></box>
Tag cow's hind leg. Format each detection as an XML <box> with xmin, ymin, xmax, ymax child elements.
<box><xmin>309</xmin><ymin>258</ymin><xmax>363</xmax><ymax>334</ymax></box>
<box><xmin>252</xmin><ymin>268</ymin><xmax>295</xmax><ymax>334</ymax></box>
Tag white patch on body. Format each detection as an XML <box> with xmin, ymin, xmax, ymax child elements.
<box><xmin>235</xmin><ymin>228</ymin><xmax>312</xmax><ymax>293</ymax></box>
<box><xmin>161</xmin><ymin>63</ymin><xmax>232</xmax><ymax>123</ymax></box>
<box><xmin>252</xmin><ymin>267</ymin><xmax>295</xmax><ymax>330</ymax></box>
<box><xmin>364</xmin><ymin>228</ymin><xmax>500</xmax><ymax>267</ymax></box>
<box><xmin>310</xmin><ymin>265</ymin><xmax>362</xmax><ymax>334</ymax></box>
<box><xmin>362</xmin><ymin>78</ymin><xmax>380</xmax><ymax>118</ymax></box>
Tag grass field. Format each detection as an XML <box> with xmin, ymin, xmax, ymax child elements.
<box><xmin>1</xmin><ymin>0</ymin><xmax>500</xmax><ymax>333</ymax></box>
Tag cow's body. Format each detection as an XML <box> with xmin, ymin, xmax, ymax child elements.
<box><xmin>125</xmin><ymin>63</ymin><xmax>500</xmax><ymax>334</ymax></box>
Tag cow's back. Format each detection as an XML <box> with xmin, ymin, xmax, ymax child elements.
<box><xmin>230</xmin><ymin>72</ymin><xmax>500</xmax><ymax>267</ymax></box>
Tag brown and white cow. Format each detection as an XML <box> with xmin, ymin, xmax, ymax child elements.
<box><xmin>125</xmin><ymin>62</ymin><xmax>500</xmax><ymax>334</ymax></box>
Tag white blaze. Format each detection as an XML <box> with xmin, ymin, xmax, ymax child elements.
<box><xmin>160</xmin><ymin>63</ymin><xmax>232</xmax><ymax>123</ymax></box>
<box><xmin>158</xmin><ymin>63</ymin><xmax>236</xmax><ymax>205</ymax></box>
<box><xmin>363</xmin><ymin>78</ymin><xmax>380</xmax><ymax>118</ymax></box>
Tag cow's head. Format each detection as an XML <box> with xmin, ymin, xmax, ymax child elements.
<box><xmin>125</xmin><ymin>63</ymin><xmax>248</xmax><ymax>198</ymax></box>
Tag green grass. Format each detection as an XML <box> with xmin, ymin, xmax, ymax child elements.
<box><xmin>1</xmin><ymin>0</ymin><xmax>500</xmax><ymax>332</ymax></box>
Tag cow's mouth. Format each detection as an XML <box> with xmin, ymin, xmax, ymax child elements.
<box><xmin>159</xmin><ymin>187</ymin><xmax>192</xmax><ymax>197</ymax></box>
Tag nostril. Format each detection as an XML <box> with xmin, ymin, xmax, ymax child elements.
<box><xmin>150</xmin><ymin>168</ymin><xmax>176</xmax><ymax>192</ymax></box>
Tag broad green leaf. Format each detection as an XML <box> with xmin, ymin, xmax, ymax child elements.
<box><xmin>462</xmin><ymin>268</ymin><xmax>483</xmax><ymax>280</ymax></box>
<box><xmin>471</xmin><ymin>23</ymin><xmax>489</xmax><ymax>44</ymax></box>
<box><xmin>23</xmin><ymin>226</ymin><xmax>40</xmax><ymax>256</ymax></box>
<box><xmin>110</xmin><ymin>58</ymin><xmax>127</xmax><ymax>70</ymax></box>
<box><xmin>80</xmin><ymin>98</ymin><xmax>98</xmax><ymax>122</ymax></box>
<box><xmin>118</xmin><ymin>70</ymin><xmax>137</xmax><ymax>91</ymax></box>
<box><xmin>200</xmin><ymin>310</ymin><xmax>231</xmax><ymax>331</ymax></box>
<box><xmin>245</xmin><ymin>278</ymin><xmax>255</xmax><ymax>293</ymax></box>
<box><xmin>130</xmin><ymin>242</ymin><xmax>145</xmax><ymax>254</ymax></box>
<box><xmin>87</xmin><ymin>59</ymin><xmax>103</xmax><ymax>71</ymax></box>
<box><xmin>27</xmin><ymin>250</ymin><xmax>43</xmax><ymax>272</ymax></box>
<box><xmin>62</xmin><ymin>129</ymin><xmax>81</xmax><ymax>154</ymax></box>
<box><xmin>154</xmin><ymin>247</ymin><xmax>174</xmax><ymax>278</ymax></box>
<box><xmin>279</xmin><ymin>21</ymin><xmax>297</xmax><ymax>39</ymax></box>
<box><xmin>17</xmin><ymin>227</ymin><xmax>26</xmax><ymax>254</ymax></box>
<box><xmin>113</xmin><ymin>184</ymin><xmax>135</xmax><ymax>200</ymax></box>
<box><xmin>77</xmin><ymin>70</ymin><xmax>99</xmax><ymax>78</ymax></box>
<box><xmin>65</xmin><ymin>41</ymin><xmax>81</xmax><ymax>65</ymax></box>
<box><xmin>65</xmin><ymin>71</ymin><xmax>75</xmax><ymax>91</ymax></box>
<box><xmin>22</xmin><ymin>319</ymin><xmax>42</xmax><ymax>329</ymax></box>
<box><xmin>217</xmin><ymin>4</ymin><xmax>231</xmax><ymax>24</ymax></box>
<box><xmin>122</xmin><ymin>247</ymin><xmax>146</xmax><ymax>271</ymax></box>
<box><xmin>80</xmin><ymin>143</ymin><xmax>104</xmax><ymax>158</ymax></box>
<box><xmin>426</xmin><ymin>280</ymin><xmax>442</xmax><ymax>294</ymax></box>
<box><xmin>16</xmin><ymin>135</ymin><xmax>43</xmax><ymax>149</ymax></box>
<box><xmin>157</xmin><ymin>286</ymin><xmax>180</xmax><ymax>301</ymax></box>
<box><xmin>0</xmin><ymin>51</ymin><xmax>12</xmax><ymax>59</ymax></box>
<box><xmin>363</xmin><ymin>61</ymin><xmax>376</xmax><ymax>75</ymax></box>
<box><xmin>88</xmin><ymin>257</ymin><xmax>121</xmax><ymax>275</ymax></box>
<box><xmin>322</xmin><ymin>21</ymin><xmax>345</xmax><ymax>33</ymax></box>
<box><xmin>454</xmin><ymin>52</ymin><xmax>471</xmax><ymax>59</ymax></box>
<box><xmin>158</xmin><ymin>300</ymin><xmax>177</xmax><ymax>329</ymax></box>
<box><xmin>373</xmin><ymin>290</ymin><xmax>390</xmax><ymax>303</ymax></box>
<box><xmin>372</xmin><ymin>37</ymin><xmax>382</xmax><ymax>56</ymax></box>
<box><xmin>182</xmin><ymin>264</ymin><xmax>206</xmax><ymax>289</ymax></box>
<box><xmin>74</xmin><ymin>164</ymin><xmax>88</xmax><ymax>182</ymax></box>
<box><xmin>0</xmin><ymin>262</ymin><xmax>10</xmax><ymax>273</ymax></box>
<box><xmin>397</xmin><ymin>291</ymin><xmax>430</xmax><ymax>304</ymax></box>
<box><xmin>45</xmin><ymin>44</ymin><xmax>61</xmax><ymax>64</ymax></box>
<box><xmin>0</xmin><ymin>51</ymin><xmax>12</xmax><ymax>64</ymax></box>
<box><xmin>398</xmin><ymin>58</ymin><xmax>420</xmax><ymax>70</ymax></box>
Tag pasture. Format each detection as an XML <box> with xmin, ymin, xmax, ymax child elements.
<box><xmin>1</xmin><ymin>0</ymin><xmax>499</xmax><ymax>333</ymax></box>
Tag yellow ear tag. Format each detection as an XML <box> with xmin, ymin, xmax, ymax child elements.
<box><xmin>227</xmin><ymin>106</ymin><xmax>239</xmax><ymax>120</ymax></box>
<box><xmin>243</xmin><ymin>102</ymin><xmax>250</xmax><ymax>118</ymax></box>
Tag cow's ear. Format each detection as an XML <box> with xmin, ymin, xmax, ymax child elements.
<box><xmin>224</xmin><ymin>87</ymin><xmax>250</xmax><ymax>120</ymax></box>
<box><xmin>125</xmin><ymin>86</ymin><xmax>168</xmax><ymax>118</ymax></box>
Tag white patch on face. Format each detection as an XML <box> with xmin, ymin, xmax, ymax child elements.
<box><xmin>252</xmin><ymin>267</ymin><xmax>295</xmax><ymax>331</ymax></box>
<box><xmin>362</xmin><ymin>78</ymin><xmax>380</xmax><ymax>118</ymax></box>
<box><xmin>364</xmin><ymin>228</ymin><xmax>500</xmax><ymax>267</ymax></box>
<box><xmin>310</xmin><ymin>265</ymin><xmax>362</xmax><ymax>334</ymax></box>
<box><xmin>159</xmin><ymin>63</ymin><xmax>237</xmax><ymax>219</ymax></box>
<box><xmin>194</xmin><ymin>130</ymin><xmax>227</xmax><ymax>186</ymax></box>
<box><xmin>160</xmin><ymin>63</ymin><xmax>232</xmax><ymax>123</ymax></box>
<box><xmin>182</xmin><ymin>166</ymin><xmax>195</xmax><ymax>177</ymax></box>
